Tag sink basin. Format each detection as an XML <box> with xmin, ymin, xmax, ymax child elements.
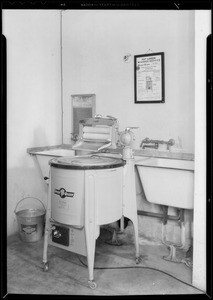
<box><xmin>31</xmin><ymin>149</ymin><xmax>75</xmax><ymax>156</ymax></box>
<box><xmin>28</xmin><ymin>147</ymin><xmax>75</xmax><ymax>179</ymax></box>
<box><xmin>135</xmin><ymin>156</ymin><xmax>194</xmax><ymax>209</ymax></box>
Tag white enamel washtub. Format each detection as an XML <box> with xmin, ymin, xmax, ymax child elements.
<box><xmin>27</xmin><ymin>147</ymin><xmax>75</xmax><ymax>179</ymax></box>
<box><xmin>33</xmin><ymin>149</ymin><xmax>75</xmax><ymax>157</ymax></box>
<box><xmin>135</xmin><ymin>156</ymin><xmax>194</xmax><ymax>209</ymax></box>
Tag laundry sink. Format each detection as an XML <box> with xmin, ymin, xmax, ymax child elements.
<box><xmin>135</xmin><ymin>156</ymin><xmax>194</xmax><ymax>209</ymax></box>
<box><xmin>27</xmin><ymin>146</ymin><xmax>75</xmax><ymax>180</ymax></box>
<box><xmin>33</xmin><ymin>149</ymin><xmax>75</xmax><ymax>156</ymax></box>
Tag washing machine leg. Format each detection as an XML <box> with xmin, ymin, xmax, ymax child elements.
<box><xmin>42</xmin><ymin>223</ymin><xmax>50</xmax><ymax>271</ymax></box>
<box><xmin>85</xmin><ymin>224</ymin><xmax>97</xmax><ymax>289</ymax></box>
<box><xmin>42</xmin><ymin>227</ymin><xmax>49</xmax><ymax>262</ymax></box>
<box><xmin>131</xmin><ymin>217</ymin><xmax>141</xmax><ymax>263</ymax></box>
<box><xmin>124</xmin><ymin>212</ymin><xmax>141</xmax><ymax>263</ymax></box>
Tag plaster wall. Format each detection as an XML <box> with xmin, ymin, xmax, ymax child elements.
<box><xmin>3</xmin><ymin>10</ymin><xmax>62</xmax><ymax>236</ymax></box>
<box><xmin>62</xmin><ymin>10</ymin><xmax>195</xmax><ymax>153</ymax></box>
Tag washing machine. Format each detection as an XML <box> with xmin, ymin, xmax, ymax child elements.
<box><xmin>42</xmin><ymin>117</ymin><xmax>140</xmax><ymax>289</ymax></box>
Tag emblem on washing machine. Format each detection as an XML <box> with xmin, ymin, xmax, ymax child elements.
<box><xmin>54</xmin><ymin>188</ymin><xmax>74</xmax><ymax>198</ymax></box>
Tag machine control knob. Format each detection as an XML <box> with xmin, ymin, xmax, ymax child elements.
<box><xmin>53</xmin><ymin>230</ymin><xmax>61</xmax><ymax>238</ymax></box>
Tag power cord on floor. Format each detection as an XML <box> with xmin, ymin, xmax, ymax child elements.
<box><xmin>53</xmin><ymin>252</ymin><xmax>204</xmax><ymax>294</ymax></box>
<box><xmin>75</xmin><ymin>254</ymin><xmax>205</xmax><ymax>294</ymax></box>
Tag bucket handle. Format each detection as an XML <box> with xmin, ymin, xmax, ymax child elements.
<box><xmin>14</xmin><ymin>197</ymin><xmax>46</xmax><ymax>214</ymax></box>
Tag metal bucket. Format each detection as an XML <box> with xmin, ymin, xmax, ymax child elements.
<box><xmin>14</xmin><ymin>197</ymin><xmax>46</xmax><ymax>242</ymax></box>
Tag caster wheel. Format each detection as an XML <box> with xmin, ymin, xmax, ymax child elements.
<box><xmin>42</xmin><ymin>262</ymin><xmax>49</xmax><ymax>272</ymax></box>
<box><xmin>88</xmin><ymin>280</ymin><xmax>97</xmax><ymax>289</ymax></box>
<box><xmin>135</xmin><ymin>256</ymin><xmax>142</xmax><ymax>264</ymax></box>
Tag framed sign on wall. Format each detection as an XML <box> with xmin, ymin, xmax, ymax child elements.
<box><xmin>134</xmin><ymin>52</ymin><xmax>165</xmax><ymax>103</ymax></box>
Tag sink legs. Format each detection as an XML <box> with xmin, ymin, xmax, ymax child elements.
<box><xmin>161</xmin><ymin>222</ymin><xmax>192</xmax><ymax>268</ymax></box>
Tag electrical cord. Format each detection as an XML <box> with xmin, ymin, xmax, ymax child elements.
<box><xmin>53</xmin><ymin>253</ymin><xmax>205</xmax><ymax>294</ymax></box>
<box><xmin>52</xmin><ymin>226</ymin><xmax>202</xmax><ymax>295</ymax></box>
<box><xmin>75</xmin><ymin>254</ymin><xmax>205</xmax><ymax>294</ymax></box>
<box><xmin>51</xmin><ymin>226</ymin><xmax>201</xmax><ymax>293</ymax></box>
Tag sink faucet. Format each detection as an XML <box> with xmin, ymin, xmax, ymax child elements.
<box><xmin>140</xmin><ymin>138</ymin><xmax>175</xmax><ymax>150</ymax></box>
<box><xmin>167</xmin><ymin>139</ymin><xmax>175</xmax><ymax>149</ymax></box>
<box><xmin>140</xmin><ymin>138</ymin><xmax>159</xmax><ymax>149</ymax></box>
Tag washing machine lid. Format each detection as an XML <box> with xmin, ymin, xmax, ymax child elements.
<box><xmin>49</xmin><ymin>155</ymin><xmax>126</xmax><ymax>170</ymax></box>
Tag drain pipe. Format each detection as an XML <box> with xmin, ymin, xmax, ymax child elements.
<box><xmin>137</xmin><ymin>205</ymin><xmax>183</xmax><ymax>224</ymax></box>
<box><xmin>137</xmin><ymin>206</ymin><xmax>186</xmax><ymax>248</ymax></box>
<box><xmin>137</xmin><ymin>205</ymin><xmax>190</xmax><ymax>266</ymax></box>
<box><xmin>161</xmin><ymin>210</ymin><xmax>190</xmax><ymax>266</ymax></box>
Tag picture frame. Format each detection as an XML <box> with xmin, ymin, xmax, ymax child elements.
<box><xmin>134</xmin><ymin>52</ymin><xmax>165</xmax><ymax>103</ymax></box>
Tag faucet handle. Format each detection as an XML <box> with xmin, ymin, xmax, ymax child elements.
<box><xmin>142</xmin><ymin>137</ymin><xmax>150</xmax><ymax>143</ymax></box>
<box><xmin>166</xmin><ymin>139</ymin><xmax>175</xmax><ymax>150</ymax></box>
<box><xmin>168</xmin><ymin>139</ymin><xmax>175</xmax><ymax>146</ymax></box>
